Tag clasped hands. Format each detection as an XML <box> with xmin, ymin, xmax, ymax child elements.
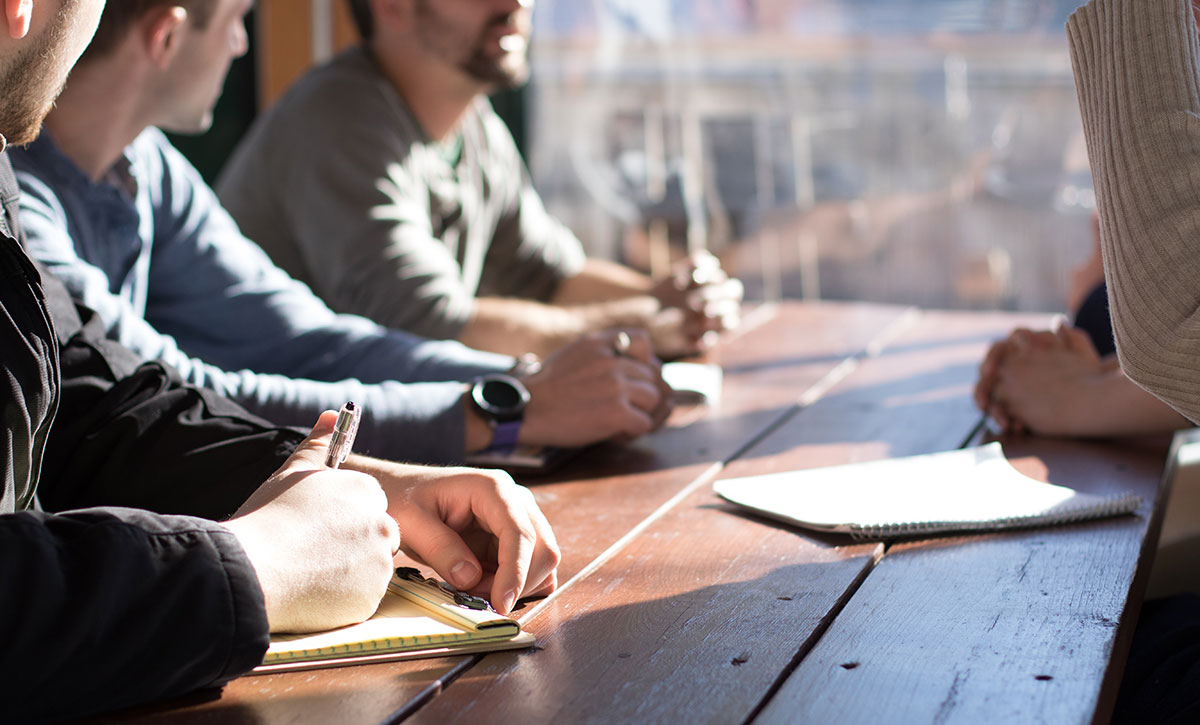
<box><xmin>649</xmin><ymin>251</ymin><xmax>743</xmax><ymax>359</ymax></box>
<box><xmin>973</xmin><ymin>323</ymin><xmax>1109</xmax><ymax>436</ymax></box>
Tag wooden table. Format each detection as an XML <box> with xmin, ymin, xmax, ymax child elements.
<box><xmin>97</xmin><ymin>302</ymin><xmax>1172</xmax><ymax>725</ymax></box>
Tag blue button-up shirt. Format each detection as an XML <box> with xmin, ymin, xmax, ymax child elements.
<box><xmin>12</xmin><ymin>128</ymin><xmax>513</xmax><ymax>463</ymax></box>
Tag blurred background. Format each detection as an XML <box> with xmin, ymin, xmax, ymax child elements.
<box><xmin>197</xmin><ymin>0</ymin><xmax>1093</xmax><ymax>314</ymax></box>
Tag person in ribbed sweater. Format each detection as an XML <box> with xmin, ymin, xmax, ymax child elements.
<box><xmin>1068</xmin><ymin>0</ymin><xmax>1200</xmax><ymax>719</ymax></box>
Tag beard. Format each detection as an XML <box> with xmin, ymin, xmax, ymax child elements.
<box><xmin>460</xmin><ymin>44</ymin><xmax>530</xmax><ymax>91</ymax></box>
<box><xmin>414</xmin><ymin>1</ymin><xmax>531</xmax><ymax>91</ymax></box>
<box><xmin>0</xmin><ymin>0</ymin><xmax>80</xmax><ymax>146</ymax></box>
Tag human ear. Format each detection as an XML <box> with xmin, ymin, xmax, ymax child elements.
<box><xmin>144</xmin><ymin>5</ymin><xmax>188</xmax><ymax>69</ymax></box>
<box><xmin>6</xmin><ymin>0</ymin><xmax>32</xmax><ymax>40</ymax></box>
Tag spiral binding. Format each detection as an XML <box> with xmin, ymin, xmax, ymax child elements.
<box><xmin>846</xmin><ymin>491</ymin><xmax>1142</xmax><ymax>541</ymax></box>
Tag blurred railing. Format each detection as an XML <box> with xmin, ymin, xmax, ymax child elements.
<box><xmin>526</xmin><ymin>0</ymin><xmax>1094</xmax><ymax>312</ymax></box>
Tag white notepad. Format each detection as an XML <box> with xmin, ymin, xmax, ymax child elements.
<box><xmin>661</xmin><ymin>362</ymin><xmax>723</xmax><ymax>404</ymax></box>
<box><xmin>255</xmin><ymin>568</ymin><xmax>533</xmax><ymax>673</ymax></box>
<box><xmin>713</xmin><ymin>442</ymin><xmax>1141</xmax><ymax>540</ymax></box>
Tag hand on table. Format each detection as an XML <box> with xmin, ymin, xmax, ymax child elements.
<box><xmin>973</xmin><ymin>325</ymin><xmax>1105</xmax><ymax>436</ymax></box>
<box><xmin>355</xmin><ymin>462</ymin><xmax>561</xmax><ymax>615</ymax></box>
<box><xmin>223</xmin><ymin>411</ymin><xmax>400</xmax><ymax>633</ymax></box>
<box><xmin>650</xmin><ymin>251</ymin><xmax>743</xmax><ymax>359</ymax></box>
<box><xmin>518</xmin><ymin>329</ymin><xmax>673</xmax><ymax>448</ymax></box>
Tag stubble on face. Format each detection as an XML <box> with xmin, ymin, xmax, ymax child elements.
<box><xmin>414</xmin><ymin>0</ymin><xmax>531</xmax><ymax>91</ymax></box>
<box><xmin>0</xmin><ymin>0</ymin><xmax>89</xmax><ymax>146</ymax></box>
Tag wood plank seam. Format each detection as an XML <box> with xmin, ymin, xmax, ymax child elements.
<box><xmin>396</xmin><ymin>305</ymin><xmax>923</xmax><ymax>721</ymax></box>
<box><xmin>383</xmin><ymin>657</ymin><xmax>478</xmax><ymax>725</ymax></box>
<box><xmin>740</xmin><ymin>543</ymin><xmax>886</xmax><ymax>725</ymax></box>
<box><xmin>519</xmin><ymin>306</ymin><xmax>923</xmax><ymax>628</ymax></box>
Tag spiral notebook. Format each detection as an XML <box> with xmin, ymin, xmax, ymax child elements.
<box><xmin>254</xmin><ymin>568</ymin><xmax>534</xmax><ymax>674</ymax></box>
<box><xmin>713</xmin><ymin>442</ymin><xmax>1141</xmax><ymax>540</ymax></box>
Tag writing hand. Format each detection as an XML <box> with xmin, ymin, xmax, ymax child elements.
<box><xmin>222</xmin><ymin>411</ymin><xmax>400</xmax><ymax>633</ymax></box>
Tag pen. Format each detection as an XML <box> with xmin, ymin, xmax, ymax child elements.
<box><xmin>325</xmin><ymin>401</ymin><xmax>361</xmax><ymax>469</ymax></box>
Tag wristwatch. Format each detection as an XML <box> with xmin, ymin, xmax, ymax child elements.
<box><xmin>470</xmin><ymin>373</ymin><xmax>530</xmax><ymax>452</ymax></box>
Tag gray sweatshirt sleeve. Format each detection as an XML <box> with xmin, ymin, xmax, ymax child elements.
<box><xmin>1068</xmin><ymin>0</ymin><xmax>1200</xmax><ymax>422</ymax></box>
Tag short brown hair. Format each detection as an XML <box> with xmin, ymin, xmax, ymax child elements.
<box><xmin>83</xmin><ymin>1</ymin><xmax>216</xmax><ymax>61</ymax></box>
<box><xmin>345</xmin><ymin>0</ymin><xmax>373</xmax><ymax>41</ymax></box>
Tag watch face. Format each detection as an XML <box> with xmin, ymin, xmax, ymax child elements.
<box><xmin>473</xmin><ymin>374</ymin><xmax>529</xmax><ymax>421</ymax></box>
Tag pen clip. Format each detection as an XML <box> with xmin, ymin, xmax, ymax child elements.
<box><xmin>394</xmin><ymin>567</ymin><xmax>493</xmax><ymax>611</ymax></box>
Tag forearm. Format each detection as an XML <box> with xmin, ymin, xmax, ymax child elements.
<box><xmin>1064</xmin><ymin>369</ymin><xmax>1189</xmax><ymax>437</ymax></box>
<box><xmin>41</xmin><ymin>315</ymin><xmax>303</xmax><ymax>519</ymax></box>
<box><xmin>551</xmin><ymin>258</ymin><xmax>655</xmax><ymax>305</ymax></box>
<box><xmin>461</xmin><ymin>296</ymin><xmax>658</xmax><ymax>358</ymax></box>
<box><xmin>1069</xmin><ymin>0</ymin><xmax>1200</xmax><ymax>422</ymax></box>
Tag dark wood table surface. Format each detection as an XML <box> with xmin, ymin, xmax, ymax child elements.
<box><xmin>96</xmin><ymin>301</ymin><xmax>1172</xmax><ymax>725</ymax></box>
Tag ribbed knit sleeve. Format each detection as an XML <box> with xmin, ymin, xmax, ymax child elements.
<box><xmin>1069</xmin><ymin>0</ymin><xmax>1200</xmax><ymax>422</ymax></box>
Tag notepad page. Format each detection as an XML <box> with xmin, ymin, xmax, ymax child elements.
<box><xmin>266</xmin><ymin>594</ymin><xmax>472</xmax><ymax>661</ymax></box>
<box><xmin>713</xmin><ymin>443</ymin><xmax>1140</xmax><ymax>537</ymax></box>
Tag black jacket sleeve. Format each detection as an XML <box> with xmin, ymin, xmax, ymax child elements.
<box><xmin>0</xmin><ymin>507</ymin><xmax>269</xmax><ymax>722</ymax></box>
<box><xmin>0</xmin><ymin>154</ymin><xmax>287</xmax><ymax>720</ymax></box>
<box><xmin>36</xmin><ymin>269</ymin><xmax>307</xmax><ymax>520</ymax></box>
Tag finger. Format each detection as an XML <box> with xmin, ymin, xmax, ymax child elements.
<box><xmin>972</xmin><ymin>377</ymin><xmax>991</xmax><ymax>412</ymax></box>
<box><xmin>689</xmin><ymin>278</ymin><xmax>742</xmax><ymax>307</ymax></box>
<box><xmin>686</xmin><ymin>300</ymin><xmax>741</xmax><ymax>336</ymax></box>
<box><xmin>687</xmin><ymin>250</ymin><xmax>723</xmax><ymax>286</ymax></box>
<box><xmin>526</xmin><ymin>569</ymin><xmax>559</xmax><ymax>599</ymax></box>
<box><xmin>702</xmin><ymin>296</ymin><xmax>743</xmax><ymax>319</ymax></box>
<box><xmin>395</xmin><ymin>509</ymin><xmax>485</xmax><ymax>593</ymax></box>
<box><xmin>987</xmin><ymin>402</ymin><xmax>1010</xmax><ymax>432</ymax></box>
<box><xmin>682</xmin><ymin>309</ymin><xmax>723</xmax><ymax>339</ymax></box>
<box><xmin>491</xmin><ymin>511</ymin><xmax>537</xmax><ymax>616</ymax></box>
<box><xmin>1029</xmin><ymin>330</ymin><xmax>1060</xmax><ymax>347</ymax></box>
<box><xmin>385</xmin><ymin>515</ymin><xmax>402</xmax><ymax>558</ymax></box>
<box><xmin>517</xmin><ymin>489</ymin><xmax>561</xmax><ymax>600</ymax></box>
<box><xmin>617</xmin><ymin>366</ymin><xmax>668</xmax><ymax>415</ymax></box>
<box><xmin>974</xmin><ymin>343</ymin><xmax>1006</xmax><ymax>408</ymax></box>
<box><xmin>612</xmin><ymin>328</ymin><xmax>655</xmax><ymax>364</ymax></box>
<box><xmin>616</xmin><ymin>397</ymin><xmax>657</xmax><ymax>438</ymax></box>
<box><xmin>1061</xmin><ymin>326</ymin><xmax>1097</xmax><ymax>356</ymax></box>
<box><xmin>278</xmin><ymin>410</ymin><xmax>339</xmax><ymax>473</ymax></box>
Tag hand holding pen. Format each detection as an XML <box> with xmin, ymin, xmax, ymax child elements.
<box><xmin>222</xmin><ymin>406</ymin><xmax>398</xmax><ymax>632</ymax></box>
<box><xmin>326</xmin><ymin>401</ymin><xmax>361</xmax><ymax>468</ymax></box>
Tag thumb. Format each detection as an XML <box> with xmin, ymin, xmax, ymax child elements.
<box><xmin>279</xmin><ymin>410</ymin><xmax>339</xmax><ymax>473</ymax></box>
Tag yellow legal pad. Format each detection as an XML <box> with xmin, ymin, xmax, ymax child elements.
<box><xmin>254</xmin><ymin>569</ymin><xmax>534</xmax><ymax>674</ymax></box>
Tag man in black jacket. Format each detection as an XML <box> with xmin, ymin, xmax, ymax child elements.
<box><xmin>0</xmin><ymin>1</ymin><xmax>559</xmax><ymax>720</ymax></box>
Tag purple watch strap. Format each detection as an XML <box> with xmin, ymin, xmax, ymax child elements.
<box><xmin>489</xmin><ymin>419</ymin><xmax>522</xmax><ymax>452</ymax></box>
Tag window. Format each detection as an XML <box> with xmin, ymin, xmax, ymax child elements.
<box><xmin>526</xmin><ymin>0</ymin><xmax>1092</xmax><ymax>311</ymax></box>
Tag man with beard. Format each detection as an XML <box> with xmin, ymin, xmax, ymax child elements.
<box><xmin>0</xmin><ymin>1</ymin><xmax>560</xmax><ymax>718</ymax></box>
<box><xmin>217</xmin><ymin>0</ymin><xmax>744</xmax><ymax>360</ymax></box>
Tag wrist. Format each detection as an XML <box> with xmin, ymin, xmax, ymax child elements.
<box><xmin>466</xmin><ymin>374</ymin><xmax>530</xmax><ymax>452</ymax></box>
<box><xmin>578</xmin><ymin>296</ymin><xmax>660</xmax><ymax>331</ymax></box>
<box><xmin>463</xmin><ymin>390</ymin><xmax>494</xmax><ymax>453</ymax></box>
